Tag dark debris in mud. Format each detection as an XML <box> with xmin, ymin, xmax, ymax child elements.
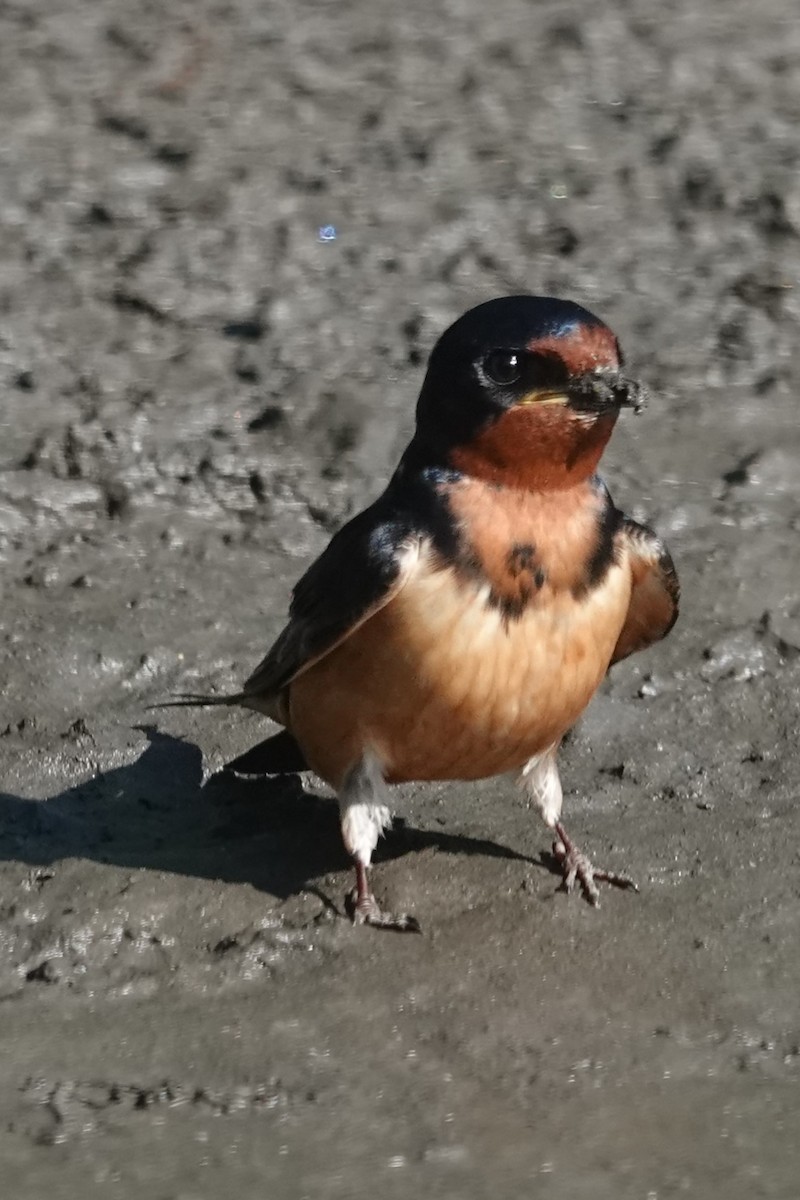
<box><xmin>16</xmin><ymin>1074</ymin><xmax>305</xmax><ymax>1146</ymax></box>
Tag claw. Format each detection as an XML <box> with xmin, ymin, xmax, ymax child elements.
<box><xmin>553</xmin><ymin>822</ymin><xmax>638</xmax><ymax>907</ymax></box>
<box><xmin>346</xmin><ymin>864</ymin><xmax>421</xmax><ymax>932</ymax></box>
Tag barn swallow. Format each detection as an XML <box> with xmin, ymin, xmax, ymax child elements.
<box><xmin>165</xmin><ymin>295</ymin><xmax>679</xmax><ymax>930</ymax></box>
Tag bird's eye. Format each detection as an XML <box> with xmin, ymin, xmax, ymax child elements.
<box><xmin>484</xmin><ymin>350</ymin><xmax>521</xmax><ymax>386</ymax></box>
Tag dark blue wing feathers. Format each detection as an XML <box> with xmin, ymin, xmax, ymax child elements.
<box><xmin>242</xmin><ymin>485</ymin><xmax>422</xmax><ymax>699</ymax></box>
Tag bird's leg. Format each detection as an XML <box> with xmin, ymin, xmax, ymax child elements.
<box><xmin>352</xmin><ymin>860</ymin><xmax>380</xmax><ymax>921</ymax></box>
<box><xmin>552</xmin><ymin>821</ymin><xmax>638</xmax><ymax>907</ymax></box>
<box><xmin>339</xmin><ymin>753</ymin><xmax>421</xmax><ymax>933</ymax></box>
<box><xmin>348</xmin><ymin>860</ymin><xmax>420</xmax><ymax>932</ymax></box>
<box><xmin>519</xmin><ymin>748</ymin><xmax>637</xmax><ymax>906</ymax></box>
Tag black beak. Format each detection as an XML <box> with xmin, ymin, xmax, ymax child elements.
<box><xmin>567</xmin><ymin>370</ymin><xmax>648</xmax><ymax>415</ymax></box>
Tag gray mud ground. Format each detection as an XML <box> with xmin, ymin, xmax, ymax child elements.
<box><xmin>1</xmin><ymin>1</ymin><xmax>799</xmax><ymax>1196</ymax></box>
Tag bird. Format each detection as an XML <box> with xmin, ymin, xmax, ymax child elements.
<box><xmin>164</xmin><ymin>295</ymin><xmax>679</xmax><ymax>930</ymax></box>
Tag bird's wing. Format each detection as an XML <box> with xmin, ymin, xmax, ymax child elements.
<box><xmin>610</xmin><ymin>516</ymin><xmax>679</xmax><ymax>665</ymax></box>
<box><xmin>242</xmin><ymin>498</ymin><xmax>421</xmax><ymax>708</ymax></box>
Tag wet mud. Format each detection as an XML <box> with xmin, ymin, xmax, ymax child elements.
<box><xmin>1</xmin><ymin>0</ymin><xmax>799</xmax><ymax>1196</ymax></box>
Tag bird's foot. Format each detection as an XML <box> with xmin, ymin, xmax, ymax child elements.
<box><xmin>552</xmin><ymin>821</ymin><xmax>639</xmax><ymax>907</ymax></box>
<box><xmin>346</xmin><ymin>864</ymin><xmax>421</xmax><ymax>932</ymax></box>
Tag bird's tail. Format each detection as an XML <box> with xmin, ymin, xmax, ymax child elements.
<box><xmin>147</xmin><ymin>691</ymin><xmax>246</xmax><ymax>710</ymax></box>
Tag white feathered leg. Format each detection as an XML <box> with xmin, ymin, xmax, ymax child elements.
<box><xmin>339</xmin><ymin>751</ymin><xmax>392</xmax><ymax>867</ymax></box>
<box><xmin>519</xmin><ymin>744</ymin><xmax>563</xmax><ymax>828</ymax></box>
<box><xmin>339</xmin><ymin>751</ymin><xmax>420</xmax><ymax>931</ymax></box>
<box><xmin>519</xmin><ymin>743</ymin><xmax>638</xmax><ymax>907</ymax></box>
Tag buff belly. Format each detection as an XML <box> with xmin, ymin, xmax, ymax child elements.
<box><xmin>287</xmin><ymin>550</ymin><xmax>632</xmax><ymax>789</ymax></box>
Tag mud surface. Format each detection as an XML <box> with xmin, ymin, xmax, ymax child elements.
<box><xmin>2</xmin><ymin>0</ymin><xmax>800</xmax><ymax>1196</ymax></box>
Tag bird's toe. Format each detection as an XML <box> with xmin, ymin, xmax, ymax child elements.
<box><xmin>552</xmin><ymin>822</ymin><xmax>638</xmax><ymax>907</ymax></box>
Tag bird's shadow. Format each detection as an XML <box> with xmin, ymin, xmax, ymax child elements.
<box><xmin>0</xmin><ymin>727</ymin><xmax>556</xmax><ymax>903</ymax></box>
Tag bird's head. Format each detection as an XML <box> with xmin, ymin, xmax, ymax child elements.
<box><xmin>414</xmin><ymin>295</ymin><xmax>647</xmax><ymax>491</ymax></box>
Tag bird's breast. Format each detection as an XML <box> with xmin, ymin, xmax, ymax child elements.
<box><xmin>288</xmin><ymin>539</ymin><xmax>632</xmax><ymax>789</ymax></box>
